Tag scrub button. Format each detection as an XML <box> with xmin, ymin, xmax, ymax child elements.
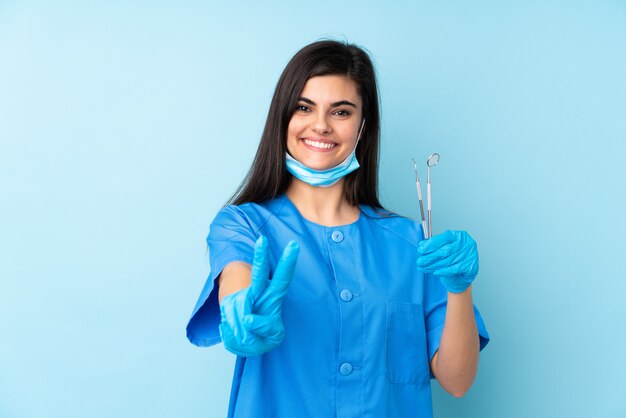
<box><xmin>339</xmin><ymin>363</ymin><xmax>353</xmax><ymax>376</ymax></box>
<box><xmin>340</xmin><ymin>289</ymin><xmax>353</xmax><ymax>302</ymax></box>
<box><xmin>331</xmin><ymin>231</ymin><xmax>344</xmax><ymax>242</ymax></box>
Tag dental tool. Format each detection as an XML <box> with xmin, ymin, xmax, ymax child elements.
<box><xmin>412</xmin><ymin>158</ymin><xmax>428</xmax><ymax>239</ymax></box>
<box><xmin>426</xmin><ymin>153</ymin><xmax>440</xmax><ymax>239</ymax></box>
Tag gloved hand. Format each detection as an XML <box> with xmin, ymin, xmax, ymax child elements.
<box><xmin>219</xmin><ymin>235</ymin><xmax>300</xmax><ymax>356</ymax></box>
<box><xmin>416</xmin><ymin>230</ymin><xmax>479</xmax><ymax>293</ymax></box>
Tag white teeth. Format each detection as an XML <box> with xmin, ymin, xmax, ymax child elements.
<box><xmin>304</xmin><ymin>139</ymin><xmax>336</xmax><ymax>149</ymax></box>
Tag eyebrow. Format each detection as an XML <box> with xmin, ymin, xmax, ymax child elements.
<box><xmin>298</xmin><ymin>97</ymin><xmax>358</xmax><ymax>109</ymax></box>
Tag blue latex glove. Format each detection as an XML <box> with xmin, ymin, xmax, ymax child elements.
<box><xmin>219</xmin><ymin>235</ymin><xmax>300</xmax><ymax>356</ymax></box>
<box><xmin>416</xmin><ymin>230</ymin><xmax>479</xmax><ymax>293</ymax></box>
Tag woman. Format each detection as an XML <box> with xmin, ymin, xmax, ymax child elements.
<box><xmin>187</xmin><ymin>40</ymin><xmax>490</xmax><ymax>418</ymax></box>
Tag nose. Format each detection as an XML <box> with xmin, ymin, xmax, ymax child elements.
<box><xmin>312</xmin><ymin>113</ymin><xmax>332</xmax><ymax>135</ymax></box>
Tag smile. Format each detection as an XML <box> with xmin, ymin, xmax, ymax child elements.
<box><xmin>302</xmin><ymin>139</ymin><xmax>337</xmax><ymax>151</ymax></box>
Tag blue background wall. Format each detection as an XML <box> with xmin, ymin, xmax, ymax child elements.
<box><xmin>1</xmin><ymin>1</ymin><xmax>625</xmax><ymax>417</ymax></box>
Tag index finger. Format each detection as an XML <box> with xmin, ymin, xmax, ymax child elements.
<box><xmin>248</xmin><ymin>235</ymin><xmax>271</xmax><ymax>302</ymax></box>
<box><xmin>267</xmin><ymin>240</ymin><xmax>300</xmax><ymax>297</ymax></box>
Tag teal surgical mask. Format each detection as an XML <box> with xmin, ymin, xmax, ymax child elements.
<box><xmin>286</xmin><ymin>119</ymin><xmax>365</xmax><ymax>188</ymax></box>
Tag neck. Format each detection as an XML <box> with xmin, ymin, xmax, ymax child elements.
<box><xmin>285</xmin><ymin>178</ymin><xmax>359</xmax><ymax>227</ymax></box>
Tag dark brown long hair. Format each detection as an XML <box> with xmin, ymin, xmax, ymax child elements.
<box><xmin>227</xmin><ymin>40</ymin><xmax>382</xmax><ymax>209</ymax></box>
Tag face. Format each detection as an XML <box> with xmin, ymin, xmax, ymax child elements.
<box><xmin>286</xmin><ymin>75</ymin><xmax>364</xmax><ymax>171</ymax></box>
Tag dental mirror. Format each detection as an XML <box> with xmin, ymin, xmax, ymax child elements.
<box><xmin>427</xmin><ymin>153</ymin><xmax>440</xmax><ymax>167</ymax></box>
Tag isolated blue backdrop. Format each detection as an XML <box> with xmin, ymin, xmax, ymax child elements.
<box><xmin>1</xmin><ymin>1</ymin><xmax>625</xmax><ymax>417</ymax></box>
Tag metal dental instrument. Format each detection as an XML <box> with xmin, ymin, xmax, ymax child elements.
<box><xmin>412</xmin><ymin>158</ymin><xmax>428</xmax><ymax>239</ymax></box>
<box><xmin>426</xmin><ymin>153</ymin><xmax>440</xmax><ymax>239</ymax></box>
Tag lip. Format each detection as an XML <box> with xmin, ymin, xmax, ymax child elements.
<box><xmin>299</xmin><ymin>138</ymin><xmax>338</xmax><ymax>153</ymax></box>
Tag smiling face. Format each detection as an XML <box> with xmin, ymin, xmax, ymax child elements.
<box><xmin>286</xmin><ymin>75</ymin><xmax>364</xmax><ymax>171</ymax></box>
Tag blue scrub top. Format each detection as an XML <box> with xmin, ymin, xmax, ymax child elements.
<box><xmin>187</xmin><ymin>194</ymin><xmax>490</xmax><ymax>418</ymax></box>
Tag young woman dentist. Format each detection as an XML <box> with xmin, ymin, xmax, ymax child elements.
<box><xmin>187</xmin><ymin>40</ymin><xmax>490</xmax><ymax>418</ymax></box>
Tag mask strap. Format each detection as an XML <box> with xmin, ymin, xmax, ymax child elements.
<box><xmin>356</xmin><ymin>118</ymin><xmax>366</xmax><ymax>143</ymax></box>
<box><xmin>344</xmin><ymin>118</ymin><xmax>366</xmax><ymax>157</ymax></box>
<box><xmin>350</xmin><ymin>118</ymin><xmax>366</xmax><ymax>155</ymax></box>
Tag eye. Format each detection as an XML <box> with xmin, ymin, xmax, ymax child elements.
<box><xmin>334</xmin><ymin>109</ymin><xmax>351</xmax><ymax>117</ymax></box>
<box><xmin>295</xmin><ymin>104</ymin><xmax>311</xmax><ymax>112</ymax></box>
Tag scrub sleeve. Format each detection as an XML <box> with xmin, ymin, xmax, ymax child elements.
<box><xmin>186</xmin><ymin>206</ymin><xmax>257</xmax><ymax>347</ymax></box>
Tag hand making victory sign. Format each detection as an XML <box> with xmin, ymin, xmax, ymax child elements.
<box><xmin>219</xmin><ymin>236</ymin><xmax>300</xmax><ymax>357</ymax></box>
